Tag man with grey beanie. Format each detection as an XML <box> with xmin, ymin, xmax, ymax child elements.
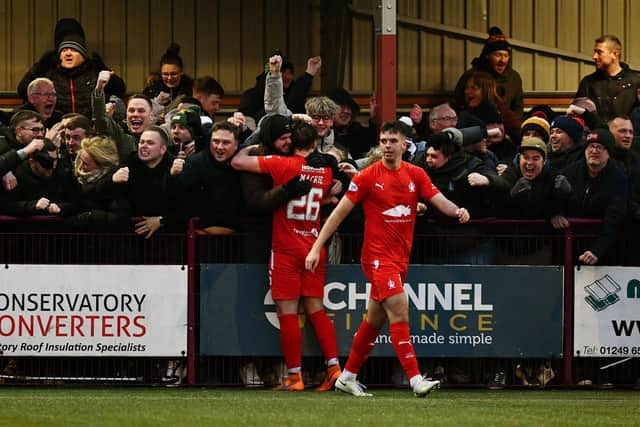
<box><xmin>17</xmin><ymin>18</ymin><xmax>126</xmax><ymax>119</ymax></box>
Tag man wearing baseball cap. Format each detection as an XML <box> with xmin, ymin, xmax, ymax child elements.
<box><xmin>499</xmin><ymin>136</ymin><xmax>572</xmax><ymax>220</ymax></box>
<box><xmin>171</xmin><ymin>107</ymin><xmax>204</xmax><ymax>156</ymax></box>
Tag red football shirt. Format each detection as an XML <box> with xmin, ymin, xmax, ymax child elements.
<box><xmin>345</xmin><ymin>161</ymin><xmax>440</xmax><ymax>266</ymax></box>
<box><xmin>258</xmin><ymin>154</ymin><xmax>332</xmax><ymax>252</ymax></box>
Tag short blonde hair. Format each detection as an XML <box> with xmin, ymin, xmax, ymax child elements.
<box><xmin>305</xmin><ymin>96</ymin><xmax>339</xmax><ymax>116</ymax></box>
<box><xmin>74</xmin><ymin>135</ymin><xmax>119</xmax><ymax>175</ymax></box>
<box><xmin>326</xmin><ymin>146</ymin><xmax>347</xmax><ymax>162</ymax></box>
<box><xmin>364</xmin><ymin>146</ymin><xmax>382</xmax><ymax>168</ymax></box>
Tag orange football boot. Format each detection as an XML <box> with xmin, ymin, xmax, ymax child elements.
<box><xmin>273</xmin><ymin>372</ymin><xmax>304</xmax><ymax>391</ymax></box>
<box><xmin>315</xmin><ymin>364</ymin><xmax>342</xmax><ymax>392</ymax></box>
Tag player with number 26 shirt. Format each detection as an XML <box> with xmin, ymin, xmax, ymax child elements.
<box><xmin>231</xmin><ymin>118</ymin><xmax>343</xmax><ymax>392</ymax></box>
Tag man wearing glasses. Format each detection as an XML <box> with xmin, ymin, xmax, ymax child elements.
<box><xmin>408</xmin><ymin>103</ymin><xmax>458</xmax><ymax>143</ymax></box>
<box><xmin>305</xmin><ymin>97</ymin><xmax>341</xmax><ymax>153</ymax></box>
<box><xmin>14</xmin><ymin>78</ymin><xmax>62</xmax><ymax>129</ymax></box>
<box><xmin>0</xmin><ymin>110</ymin><xmax>46</xmax><ymax>189</ymax></box>
<box><xmin>11</xmin><ymin>111</ymin><xmax>46</xmax><ymax>145</ymax></box>
<box><xmin>553</xmin><ymin>128</ymin><xmax>628</xmax><ymax>265</ymax></box>
<box><xmin>429</xmin><ymin>104</ymin><xmax>459</xmax><ymax>133</ymax></box>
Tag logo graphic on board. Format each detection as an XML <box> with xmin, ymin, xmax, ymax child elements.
<box><xmin>263</xmin><ymin>290</ymin><xmax>305</xmax><ymax>330</ymax></box>
<box><xmin>264</xmin><ymin>290</ymin><xmax>280</xmax><ymax>329</ymax></box>
<box><xmin>584</xmin><ymin>274</ymin><xmax>621</xmax><ymax>312</ymax></box>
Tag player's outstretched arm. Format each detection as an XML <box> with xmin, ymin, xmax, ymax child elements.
<box><xmin>428</xmin><ymin>193</ymin><xmax>470</xmax><ymax>223</ymax></box>
<box><xmin>231</xmin><ymin>145</ymin><xmax>261</xmax><ymax>173</ymax></box>
<box><xmin>305</xmin><ymin>196</ymin><xmax>356</xmax><ymax>272</ymax></box>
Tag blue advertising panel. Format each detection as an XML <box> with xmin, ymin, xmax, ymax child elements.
<box><xmin>200</xmin><ymin>264</ymin><xmax>563</xmax><ymax>358</ymax></box>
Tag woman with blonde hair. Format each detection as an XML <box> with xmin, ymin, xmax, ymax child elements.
<box><xmin>74</xmin><ymin>135</ymin><xmax>119</xmax><ymax>181</ymax></box>
<box><xmin>69</xmin><ymin>135</ymin><xmax>128</xmax><ymax>229</ymax></box>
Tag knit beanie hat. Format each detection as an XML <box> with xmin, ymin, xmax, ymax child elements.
<box><xmin>54</xmin><ymin>18</ymin><xmax>85</xmax><ymax>49</ymax></box>
<box><xmin>259</xmin><ymin>114</ymin><xmax>292</xmax><ymax>147</ymax></box>
<box><xmin>586</xmin><ymin>128</ymin><xmax>615</xmax><ymax>153</ymax></box>
<box><xmin>480</xmin><ymin>27</ymin><xmax>511</xmax><ymax>57</ymax></box>
<box><xmin>171</xmin><ymin>107</ymin><xmax>203</xmax><ymax>139</ymax></box>
<box><xmin>58</xmin><ymin>34</ymin><xmax>88</xmax><ymax>59</ymax></box>
<box><xmin>521</xmin><ymin>116</ymin><xmax>550</xmax><ymax>141</ymax></box>
<box><xmin>551</xmin><ymin>116</ymin><xmax>584</xmax><ymax>144</ymax></box>
<box><xmin>526</xmin><ymin>104</ymin><xmax>557</xmax><ymax>122</ymax></box>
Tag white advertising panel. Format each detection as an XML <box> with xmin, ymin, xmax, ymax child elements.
<box><xmin>0</xmin><ymin>265</ymin><xmax>187</xmax><ymax>356</ymax></box>
<box><xmin>574</xmin><ymin>266</ymin><xmax>640</xmax><ymax>357</ymax></box>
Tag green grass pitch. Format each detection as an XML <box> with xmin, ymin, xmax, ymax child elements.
<box><xmin>0</xmin><ymin>388</ymin><xmax>638</xmax><ymax>427</ymax></box>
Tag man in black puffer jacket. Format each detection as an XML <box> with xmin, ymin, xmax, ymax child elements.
<box><xmin>18</xmin><ymin>23</ymin><xmax>126</xmax><ymax>119</ymax></box>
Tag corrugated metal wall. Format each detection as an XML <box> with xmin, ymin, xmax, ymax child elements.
<box><xmin>1</xmin><ymin>0</ymin><xmax>639</xmax><ymax>96</ymax></box>
<box><xmin>0</xmin><ymin>0</ymin><xmax>321</xmax><ymax>94</ymax></box>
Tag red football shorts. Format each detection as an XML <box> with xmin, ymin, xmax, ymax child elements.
<box><xmin>269</xmin><ymin>249</ymin><xmax>326</xmax><ymax>300</ymax></box>
<box><xmin>362</xmin><ymin>262</ymin><xmax>407</xmax><ymax>302</ymax></box>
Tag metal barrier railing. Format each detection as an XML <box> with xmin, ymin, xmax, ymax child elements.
<box><xmin>3</xmin><ymin>215</ymin><xmax>636</xmax><ymax>387</ymax></box>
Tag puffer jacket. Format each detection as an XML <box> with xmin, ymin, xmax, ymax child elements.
<box><xmin>47</xmin><ymin>62</ymin><xmax>125</xmax><ymax>118</ymax></box>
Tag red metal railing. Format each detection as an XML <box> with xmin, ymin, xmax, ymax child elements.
<box><xmin>0</xmin><ymin>215</ymin><xmax>613</xmax><ymax>386</ymax></box>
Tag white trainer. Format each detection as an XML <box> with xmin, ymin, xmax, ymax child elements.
<box><xmin>413</xmin><ymin>377</ymin><xmax>440</xmax><ymax>397</ymax></box>
<box><xmin>335</xmin><ymin>378</ymin><xmax>373</xmax><ymax>397</ymax></box>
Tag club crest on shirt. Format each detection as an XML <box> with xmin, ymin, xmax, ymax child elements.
<box><xmin>387</xmin><ymin>278</ymin><xmax>396</xmax><ymax>289</ymax></box>
<box><xmin>348</xmin><ymin>182</ymin><xmax>358</xmax><ymax>192</ymax></box>
<box><xmin>408</xmin><ymin>180</ymin><xmax>415</xmax><ymax>192</ymax></box>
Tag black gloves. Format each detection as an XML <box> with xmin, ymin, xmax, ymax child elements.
<box><xmin>553</xmin><ymin>175</ymin><xmax>572</xmax><ymax>197</ymax></box>
<box><xmin>510</xmin><ymin>177</ymin><xmax>532</xmax><ymax>198</ymax></box>
<box><xmin>284</xmin><ymin>175</ymin><xmax>312</xmax><ymax>199</ymax></box>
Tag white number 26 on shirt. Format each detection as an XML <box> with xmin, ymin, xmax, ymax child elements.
<box><xmin>286</xmin><ymin>187</ymin><xmax>322</xmax><ymax>221</ymax></box>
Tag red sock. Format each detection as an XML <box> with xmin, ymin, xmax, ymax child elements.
<box><xmin>278</xmin><ymin>314</ymin><xmax>301</xmax><ymax>370</ymax></box>
<box><xmin>307</xmin><ymin>310</ymin><xmax>338</xmax><ymax>363</ymax></box>
<box><xmin>389</xmin><ymin>322</ymin><xmax>420</xmax><ymax>379</ymax></box>
<box><xmin>344</xmin><ymin>320</ymin><xmax>380</xmax><ymax>374</ymax></box>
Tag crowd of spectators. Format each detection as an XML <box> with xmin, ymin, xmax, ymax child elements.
<box><xmin>1</xmin><ymin>21</ymin><xmax>639</xmax><ymax>263</ymax></box>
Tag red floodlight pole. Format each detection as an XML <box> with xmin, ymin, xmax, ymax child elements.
<box><xmin>374</xmin><ymin>1</ymin><xmax>397</xmax><ymax>125</ymax></box>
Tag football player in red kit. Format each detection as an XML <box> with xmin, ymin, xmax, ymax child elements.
<box><xmin>306</xmin><ymin>120</ymin><xmax>470</xmax><ymax>397</ymax></box>
<box><xmin>232</xmin><ymin>120</ymin><xmax>342</xmax><ymax>391</ymax></box>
